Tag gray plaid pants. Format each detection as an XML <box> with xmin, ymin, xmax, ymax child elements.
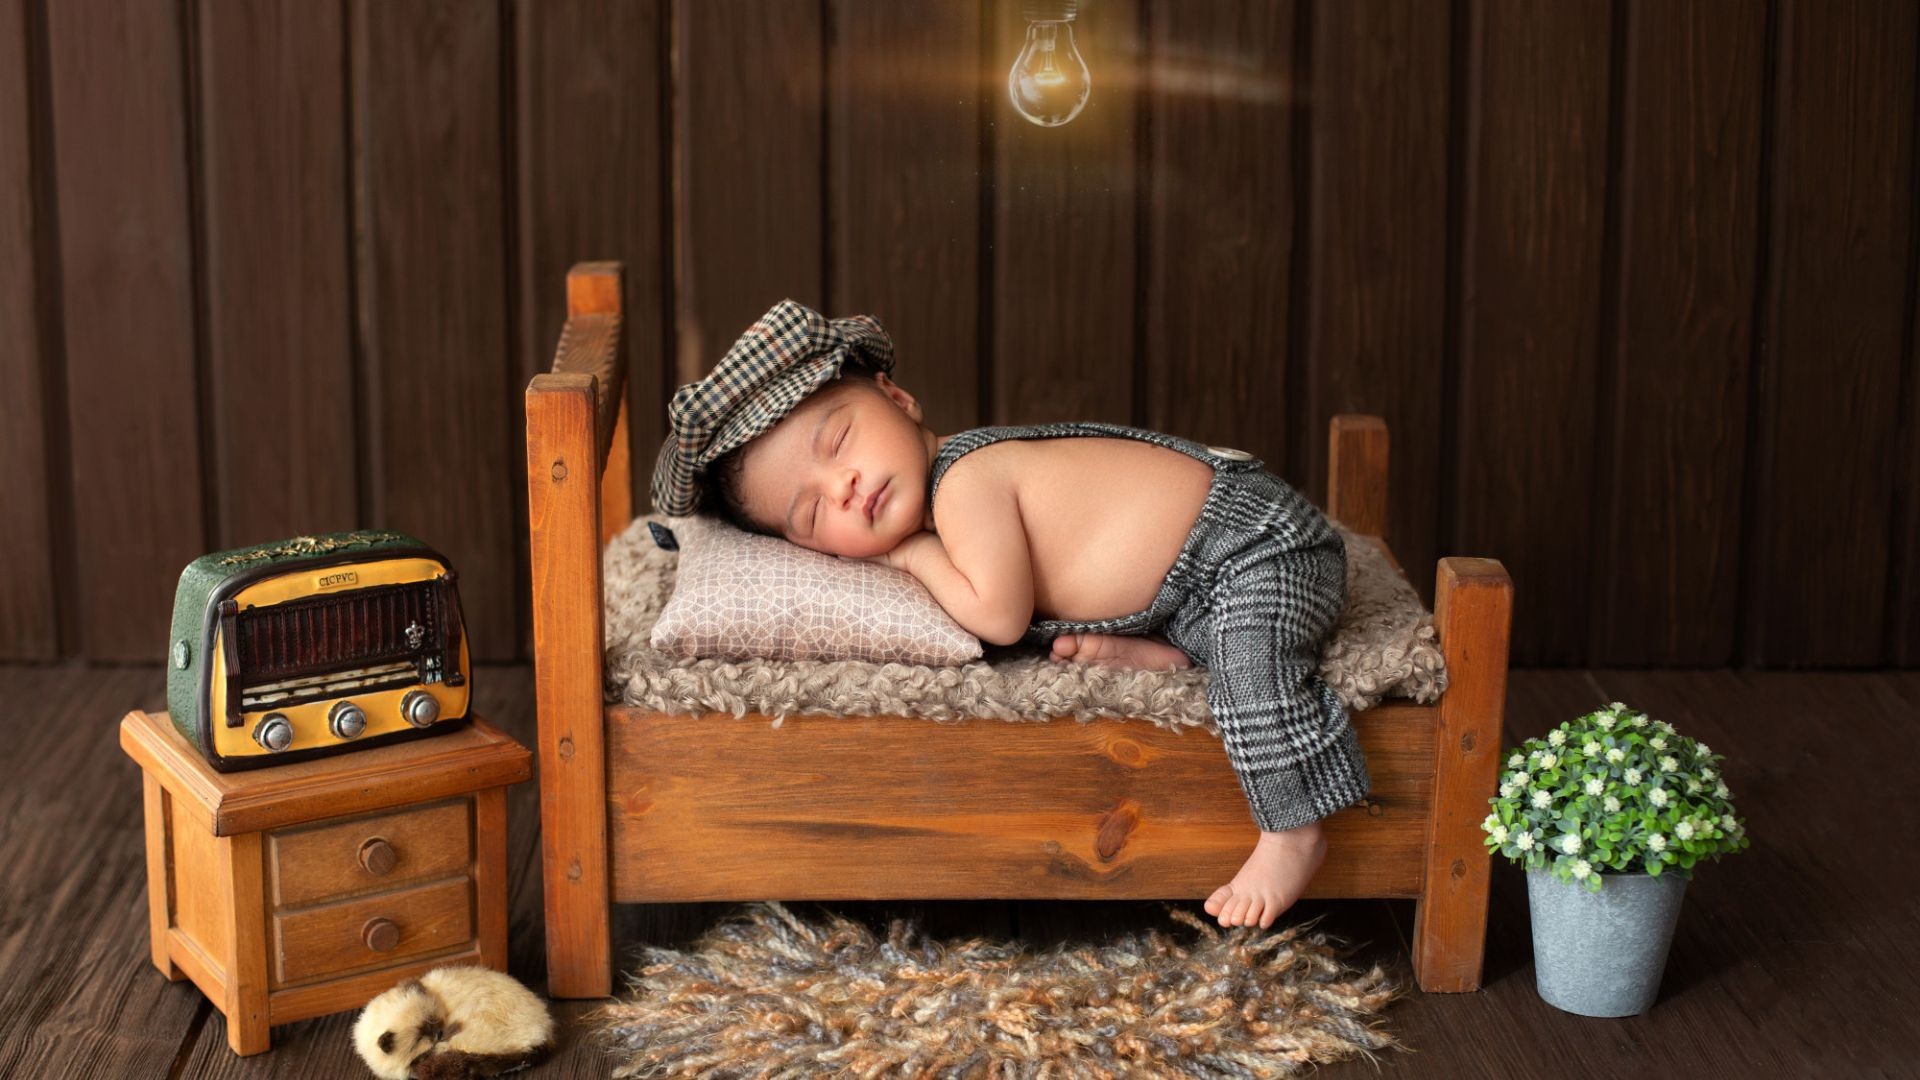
<box><xmin>930</xmin><ymin>422</ymin><xmax>1371</xmax><ymax>832</ymax></box>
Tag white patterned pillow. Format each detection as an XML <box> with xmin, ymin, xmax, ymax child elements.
<box><xmin>646</xmin><ymin>514</ymin><xmax>983</xmax><ymax>665</ymax></box>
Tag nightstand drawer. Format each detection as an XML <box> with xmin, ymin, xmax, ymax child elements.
<box><xmin>268</xmin><ymin>798</ymin><xmax>470</xmax><ymax>908</ymax></box>
<box><xmin>271</xmin><ymin>875</ymin><xmax>472</xmax><ymax>987</ymax></box>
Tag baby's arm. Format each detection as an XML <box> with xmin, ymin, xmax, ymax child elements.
<box><xmin>868</xmin><ymin>478</ymin><xmax>1034</xmax><ymax>645</ymax></box>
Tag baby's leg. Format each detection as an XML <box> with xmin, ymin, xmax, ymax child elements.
<box><xmin>1050</xmin><ymin>632</ymin><xmax>1192</xmax><ymax>671</ymax></box>
<box><xmin>1176</xmin><ymin>539</ymin><xmax>1368</xmax><ymax>928</ymax></box>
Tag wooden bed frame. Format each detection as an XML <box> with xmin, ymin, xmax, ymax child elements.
<box><xmin>526</xmin><ymin>262</ymin><xmax>1513</xmax><ymax>1000</ymax></box>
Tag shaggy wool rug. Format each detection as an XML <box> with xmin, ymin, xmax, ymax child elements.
<box><xmin>590</xmin><ymin>901</ymin><xmax>1404</xmax><ymax>1079</ymax></box>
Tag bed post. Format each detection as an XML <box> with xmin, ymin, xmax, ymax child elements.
<box><xmin>527</xmin><ymin>261</ymin><xmax>626</xmax><ymax>999</ymax></box>
<box><xmin>1326</xmin><ymin>414</ymin><xmax>1388</xmax><ymax>536</ymax></box>
<box><xmin>1414</xmin><ymin>556</ymin><xmax>1512</xmax><ymax>992</ymax></box>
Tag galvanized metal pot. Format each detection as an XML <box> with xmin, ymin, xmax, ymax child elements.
<box><xmin>1525</xmin><ymin>867</ymin><xmax>1687</xmax><ymax>1017</ymax></box>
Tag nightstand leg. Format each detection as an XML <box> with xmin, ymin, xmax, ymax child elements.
<box><xmin>222</xmin><ymin>833</ymin><xmax>271</xmax><ymax>1055</ymax></box>
<box><xmin>142</xmin><ymin>776</ymin><xmax>183</xmax><ymax>981</ymax></box>
<box><xmin>474</xmin><ymin>787</ymin><xmax>510</xmax><ymax>971</ymax></box>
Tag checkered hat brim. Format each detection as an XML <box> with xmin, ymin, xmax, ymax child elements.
<box><xmin>649</xmin><ymin>299</ymin><xmax>895</xmax><ymax>516</ymax></box>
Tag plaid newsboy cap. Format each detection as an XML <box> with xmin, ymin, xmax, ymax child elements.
<box><xmin>649</xmin><ymin>299</ymin><xmax>895</xmax><ymax>516</ymax></box>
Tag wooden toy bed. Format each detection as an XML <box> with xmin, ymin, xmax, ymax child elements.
<box><xmin>526</xmin><ymin>262</ymin><xmax>1512</xmax><ymax>999</ymax></box>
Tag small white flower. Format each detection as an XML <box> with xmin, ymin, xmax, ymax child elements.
<box><xmin>1561</xmin><ymin>833</ymin><xmax>1582</xmax><ymax>854</ymax></box>
<box><xmin>1702</xmin><ymin>766</ymin><xmax>1718</xmax><ymax>781</ymax></box>
<box><xmin>1499</xmin><ymin>782</ymin><xmax>1517</xmax><ymax>799</ymax></box>
<box><xmin>1715</xmin><ymin>781</ymin><xmax>1731</xmax><ymax>798</ymax></box>
<box><xmin>1583</xmin><ymin>741</ymin><xmax>1602</xmax><ymax>756</ymax></box>
<box><xmin>1584</xmin><ymin>777</ymin><xmax>1604</xmax><ymax>795</ymax></box>
<box><xmin>1659</xmin><ymin>755</ymin><xmax>1680</xmax><ymax>773</ymax></box>
<box><xmin>1648</xmin><ymin>833</ymin><xmax>1667</xmax><ymax>852</ymax></box>
<box><xmin>1508</xmin><ymin>752</ymin><xmax>1525</xmax><ymax>768</ymax></box>
<box><xmin>1720</xmin><ymin>813</ymin><xmax>1738</xmax><ymax>831</ymax></box>
<box><xmin>1515</xmin><ymin>831</ymin><xmax>1535</xmax><ymax>851</ymax></box>
<box><xmin>1675</xmin><ymin>820</ymin><xmax>1694</xmax><ymax>841</ymax></box>
<box><xmin>1531</xmin><ymin>789</ymin><xmax>1553</xmax><ymax>809</ymax></box>
<box><xmin>1597</xmin><ymin>715</ymin><xmax>1616</xmax><ymax>731</ymax></box>
<box><xmin>1489</xmin><ymin>824</ymin><xmax>1509</xmax><ymax>843</ymax></box>
<box><xmin>1603</xmin><ymin>795</ymin><xmax>1622</xmax><ymax>813</ymax></box>
<box><xmin>1606</xmin><ymin>747</ymin><xmax>1625</xmax><ymax>764</ymax></box>
<box><xmin>1484</xmin><ymin>812</ymin><xmax>1499</xmax><ymax>829</ymax></box>
<box><xmin>1624</xmin><ymin>767</ymin><xmax>1643</xmax><ymax>785</ymax></box>
<box><xmin>1548</xmin><ymin>729</ymin><xmax>1567</xmax><ymax>748</ymax></box>
<box><xmin>1686</xmin><ymin>779</ymin><xmax>1703</xmax><ymax>795</ymax></box>
<box><xmin>1538</xmin><ymin>753</ymin><xmax>1558</xmax><ymax>770</ymax></box>
<box><xmin>1571</xmin><ymin>859</ymin><xmax>1592</xmax><ymax>880</ymax></box>
<box><xmin>1649</xmin><ymin>734</ymin><xmax>1667</xmax><ymax>750</ymax></box>
<box><xmin>1609</xmin><ymin>701</ymin><xmax>1627</xmax><ymax>713</ymax></box>
<box><xmin>1695</xmin><ymin>741</ymin><xmax>1712</xmax><ymax>758</ymax></box>
<box><xmin>1511</xmin><ymin>771</ymin><xmax>1532</xmax><ymax>788</ymax></box>
<box><xmin>1649</xmin><ymin>787</ymin><xmax>1670</xmax><ymax>808</ymax></box>
<box><xmin>1632</xmin><ymin>714</ymin><xmax>1649</xmax><ymax>728</ymax></box>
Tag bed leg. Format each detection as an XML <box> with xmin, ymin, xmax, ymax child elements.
<box><xmin>1413</xmin><ymin>557</ymin><xmax>1512</xmax><ymax>992</ymax></box>
<box><xmin>527</xmin><ymin>373</ymin><xmax>613</xmax><ymax>998</ymax></box>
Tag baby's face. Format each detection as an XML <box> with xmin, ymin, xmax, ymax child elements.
<box><xmin>735</xmin><ymin>372</ymin><xmax>933</xmax><ymax>558</ymax></box>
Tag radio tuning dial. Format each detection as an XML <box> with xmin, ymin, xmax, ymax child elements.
<box><xmin>400</xmin><ymin>690</ymin><xmax>440</xmax><ymax>729</ymax></box>
<box><xmin>254</xmin><ymin>714</ymin><xmax>294</xmax><ymax>753</ymax></box>
<box><xmin>329</xmin><ymin>701</ymin><xmax>367</xmax><ymax>740</ymax></box>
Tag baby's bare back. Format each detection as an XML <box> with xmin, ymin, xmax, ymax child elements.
<box><xmin>938</xmin><ymin>436</ymin><xmax>1213</xmax><ymax>623</ymax></box>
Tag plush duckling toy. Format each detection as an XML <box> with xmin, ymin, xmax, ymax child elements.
<box><xmin>353</xmin><ymin>965</ymin><xmax>555</xmax><ymax>1079</ymax></box>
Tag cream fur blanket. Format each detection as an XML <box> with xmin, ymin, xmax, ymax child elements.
<box><xmin>602</xmin><ymin>513</ymin><xmax>1447</xmax><ymax>734</ymax></box>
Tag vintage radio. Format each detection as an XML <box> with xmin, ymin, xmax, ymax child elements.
<box><xmin>165</xmin><ymin>531</ymin><xmax>471</xmax><ymax>771</ymax></box>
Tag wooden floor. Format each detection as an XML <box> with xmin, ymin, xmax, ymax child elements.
<box><xmin>2</xmin><ymin>664</ymin><xmax>1915</xmax><ymax>1078</ymax></box>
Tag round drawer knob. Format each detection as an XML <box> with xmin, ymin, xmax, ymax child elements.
<box><xmin>363</xmin><ymin>917</ymin><xmax>401</xmax><ymax>953</ymax></box>
<box><xmin>358</xmin><ymin>837</ymin><xmax>396</xmax><ymax>876</ymax></box>
<box><xmin>253</xmin><ymin>714</ymin><xmax>294</xmax><ymax>753</ymax></box>
<box><xmin>400</xmin><ymin>690</ymin><xmax>440</xmax><ymax>729</ymax></box>
<box><xmin>330</xmin><ymin>700</ymin><xmax>367</xmax><ymax>740</ymax></box>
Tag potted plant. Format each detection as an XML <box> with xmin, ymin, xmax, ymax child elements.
<box><xmin>1481</xmin><ymin>701</ymin><xmax>1749</xmax><ymax>1016</ymax></box>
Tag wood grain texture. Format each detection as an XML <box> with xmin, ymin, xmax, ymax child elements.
<box><xmin>0</xmin><ymin>0</ymin><xmax>56</xmax><ymax>659</ymax></box>
<box><xmin>1412</xmin><ymin>557</ymin><xmax>1512</xmax><ymax>992</ymax></box>
<box><xmin>43</xmin><ymin>0</ymin><xmax>206</xmax><ymax>661</ymax></box>
<box><xmin>993</xmin><ymin>0</ymin><xmax>1140</xmax><ymax>425</ymax></box>
<box><xmin>198</xmin><ymin>0</ymin><xmax>358</xmax><ymax>549</ymax></box>
<box><xmin>673</xmin><ymin>0</ymin><xmax>823</xmax><ymax>384</ymax></box>
<box><xmin>1744</xmin><ymin>0</ymin><xmax>1916</xmax><ymax>666</ymax></box>
<box><xmin>829</xmin><ymin>0</ymin><xmax>982</xmax><ymax>436</ymax></box>
<box><xmin>353</xmin><ymin>0</ymin><xmax>517</xmax><ymax>660</ymax></box>
<box><xmin>118</xmin><ymin>709</ymin><xmax>530</xmax><ymax>838</ymax></box>
<box><xmin>1589</xmin><ymin>0</ymin><xmax>1766</xmax><ymax>665</ymax></box>
<box><xmin>606</xmin><ymin>703</ymin><xmax>1435</xmax><ymax>902</ymax></box>
<box><xmin>524</xmin><ymin>374</ymin><xmax>611</xmax><ymax>998</ymax></box>
<box><xmin>1451</xmin><ymin>0</ymin><xmax>1611</xmax><ymax>665</ymax></box>
<box><xmin>1327</xmin><ymin>414</ymin><xmax>1389</xmax><ymax>537</ymax></box>
<box><xmin>514</xmin><ymin>0</ymin><xmax>667</xmax><ymax>562</ymax></box>
<box><xmin>1302</xmin><ymin>0</ymin><xmax>1450</xmax><ymax>608</ymax></box>
<box><xmin>1142</xmin><ymin>0</ymin><xmax>1297</xmax><ymax>473</ymax></box>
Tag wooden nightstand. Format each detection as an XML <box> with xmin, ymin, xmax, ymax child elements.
<box><xmin>120</xmin><ymin>708</ymin><xmax>532</xmax><ymax>1055</ymax></box>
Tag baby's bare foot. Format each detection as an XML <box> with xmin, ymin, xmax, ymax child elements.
<box><xmin>1204</xmin><ymin>822</ymin><xmax>1327</xmax><ymax>929</ymax></box>
<box><xmin>1050</xmin><ymin>632</ymin><xmax>1192</xmax><ymax>671</ymax></box>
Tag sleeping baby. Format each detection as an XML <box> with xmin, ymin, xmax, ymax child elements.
<box><xmin>650</xmin><ymin>300</ymin><xmax>1369</xmax><ymax>931</ymax></box>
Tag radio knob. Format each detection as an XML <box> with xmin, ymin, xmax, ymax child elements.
<box><xmin>400</xmin><ymin>690</ymin><xmax>439</xmax><ymax>729</ymax></box>
<box><xmin>254</xmin><ymin>714</ymin><xmax>294</xmax><ymax>753</ymax></box>
<box><xmin>329</xmin><ymin>701</ymin><xmax>367</xmax><ymax>740</ymax></box>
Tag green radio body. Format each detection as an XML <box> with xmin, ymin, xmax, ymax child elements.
<box><xmin>165</xmin><ymin>531</ymin><xmax>472</xmax><ymax>772</ymax></box>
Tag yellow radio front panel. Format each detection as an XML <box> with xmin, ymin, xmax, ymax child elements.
<box><xmin>207</xmin><ymin>557</ymin><xmax>471</xmax><ymax>760</ymax></box>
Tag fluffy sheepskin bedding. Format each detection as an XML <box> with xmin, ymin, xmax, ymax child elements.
<box><xmin>602</xmin><ymin>513</ymin><xmax>1448</xmax><ymax>734</ymax></box>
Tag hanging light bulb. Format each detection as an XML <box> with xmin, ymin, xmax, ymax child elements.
<box><xmin>1008</xmin><ymin>0</ymin><xmax>1090</xmax><ymax>127</ymax></box>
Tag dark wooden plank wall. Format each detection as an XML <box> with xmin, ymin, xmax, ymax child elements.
<box><xmin>4</xmin><ymin>0</ymin><xmax>1917</xmax><ymax>669</ymax></box>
